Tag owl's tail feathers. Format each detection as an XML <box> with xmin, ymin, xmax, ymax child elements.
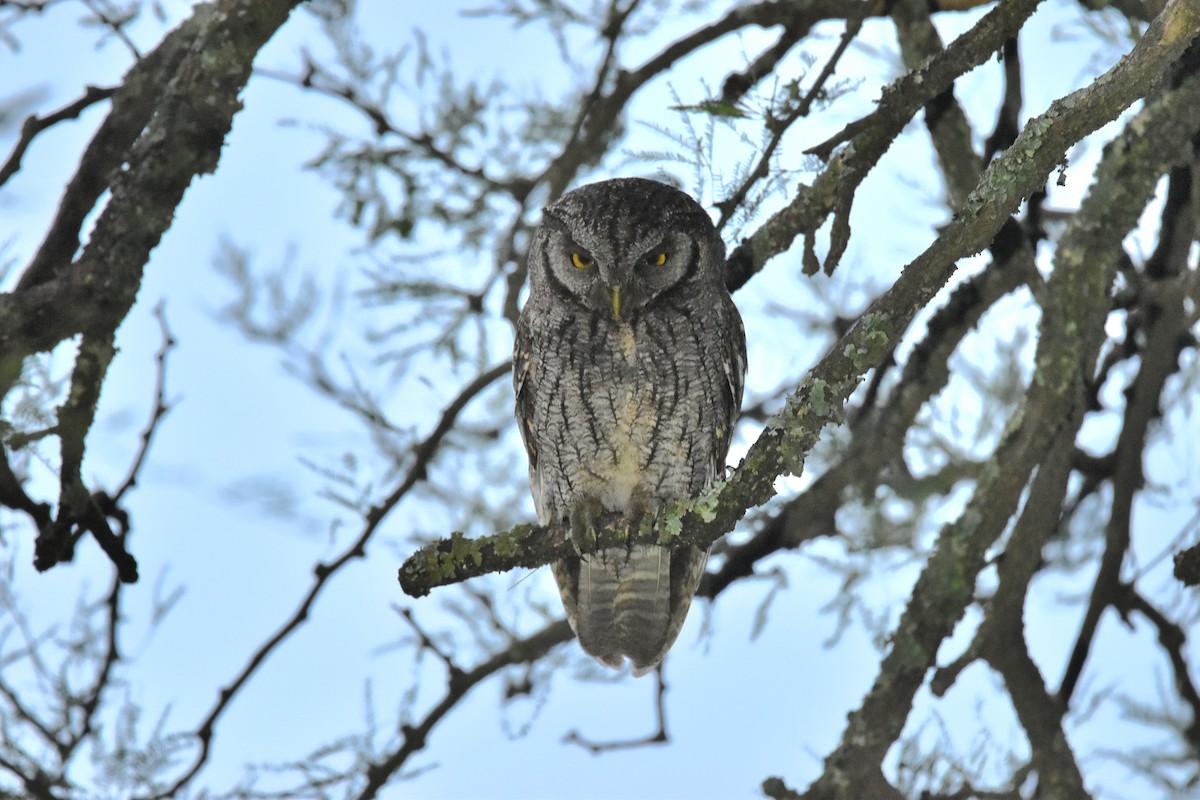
<box><xmin>555</xmin><ymin>544</ymin><xmax>707</xmax><ymax>676</ymax></box>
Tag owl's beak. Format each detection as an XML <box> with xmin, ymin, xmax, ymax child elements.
<box><xmin>609</xmin><ymin>286</ymin><xmax>622</xmax><ymax>319</ymax></box>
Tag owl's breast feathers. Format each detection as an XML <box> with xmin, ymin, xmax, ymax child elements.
<box><xmin>521</xmin><ymin>309</ymin><xmax>727</xmax><ymax>505</ymax></box>
<box><xmin>515</xmin><ymin>299</ymin><xmax>743</xmax><ymax>673</ymax></box>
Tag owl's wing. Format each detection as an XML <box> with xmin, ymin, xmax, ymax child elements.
<box><xmin>513</xmin><ymin>315</ymin><xmax>539</xmax><ymax>475</ymax></box>
<box><xmin>514</xmin><ymin>315</ymin><xmax>553</xmax><ymax>528</ymax></box>
<box><xmin>715</xmin><ymin>297</ymin><xmax>748</xmax><ymax>476</ymax></box>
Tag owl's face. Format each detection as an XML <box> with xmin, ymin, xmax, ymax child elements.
<box><xmin>527</xmin><ymin>178</ymin><xmax>724</xmax><ymax>320</ymax></box>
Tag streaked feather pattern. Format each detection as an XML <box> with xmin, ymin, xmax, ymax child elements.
<box><xmin>514</xmin><ymin>178</ymin><xmax>745</xmax><ymax>674</ymax></box>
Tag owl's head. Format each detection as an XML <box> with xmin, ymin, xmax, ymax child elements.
<box><xmin>527</xmin><ymin>178</ymin><xmax>726</xmax><ymax>320</ymax></box>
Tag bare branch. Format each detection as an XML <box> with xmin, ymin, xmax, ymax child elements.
<box><xmin>0</xmin><ymin>84</ymin><xmax>115</xmax><ymax>189</ymax></box>
<box><xmin>111</xmin><ymin>302</ymin><xmax>175</xmax><ymax>505</ymax></box>
<box><xmin>1113</xmin><ymin>584</ymin><xmax>1200</xmax><ymax>750</ymax></box>
<box><xmin>355</xmin><ymin>620</ymin><xmax>572</xmax><ymax>800</ymax></box>
<box><xmin>563</xmin><ymin>668</ymin><xmax>669</xmax><ymax>753</ymax></box>
<box><xmin>715</xmin><ymin>5</ymin><xmax>870</xmax><ymax>231</ymax></box>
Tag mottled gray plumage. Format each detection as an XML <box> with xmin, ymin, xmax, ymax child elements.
<box><xmin>514</xmin><ymin>178</ymin><xmax>745</xmax><ymax>675</ymax></box>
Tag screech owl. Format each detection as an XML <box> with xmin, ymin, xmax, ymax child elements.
<box><xmin>513</xmin><ymin>177</ymin><xmax>746</xmax><ymax>675</ymax></box>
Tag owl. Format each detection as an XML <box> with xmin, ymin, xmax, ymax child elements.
<box><xmin>513</xmin><ymin>177</ymin><xmax>746</xmax><ymax>675</ymax></box>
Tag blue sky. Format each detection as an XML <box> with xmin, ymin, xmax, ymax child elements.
<box><xmin>1</xmin><ymin>2</ymin><xmax>1196</xmax><ymax>798</ymax></box>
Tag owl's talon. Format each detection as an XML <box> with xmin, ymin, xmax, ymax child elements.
<box><xmin>569</xmin><ymin>495</ymin><xmax>604</xmax><ymax>557</ymax></box>
<box><xmin>568</xmin><ymin>528</ymin><xmax>587</xmax><ymax>558</ymax></box>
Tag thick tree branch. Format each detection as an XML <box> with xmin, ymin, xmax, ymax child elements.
<box><xmin>890</xmin><ymin>0</ymin><xmax>982</xmax><ymax>208</ymax></box>
<box><xmin>787</xmin><ymin>46</ymin><xmax>1200</xmax><ymax>800</ymax></box>
<box><xmin>0</xmin><ymin>0</ymin><xmax>301</xmax><ymax>372</ymax></box>
<box><xmin>12</xmin><ymin>9</ymin><xmax>213</xmax><ymax>296</ymax></box>
<box><xmin>933</xmin><ymin>423</ymin><xmax>1089</xmax><ymax>799</ymax></box>
<box><xmin>702</xmin><ymin>242</ymin><xmax>1036</xmax><ymax>598</ymax></box>
<box><xmin>1058</xmin><ymin>103</ymin><xmax>1199</xmax><ymax>709</ymax></box>
<box><xmin>704</xmin><ymin>0</ymin><xmax>1037</xmax><ymax>595</ymax></box>
<box><xmin>728</xmin><ymin>0</ymin><xmax>1044</xmax><ymax>285</ymax></box>
<box><xmin>0</xmin><ymin>0</ymin><xmax>304</xmax><ymax>584</ymax></box>
<box><xmin>983</xmin><ymin>434</ymin><xmax>1088</xmax><ymax>800</ymax></box>
<box><xmin>38</xmin><ymin>329</ymin><xmax>138</xmax><ymax>581</ymax></box>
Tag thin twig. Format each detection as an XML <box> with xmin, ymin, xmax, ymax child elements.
<box><xmin>112</xmin><ymin>302</ymin><xmax>175</xmax><ymax>505</ymax></box>
<box><xmin>563</xmin><ymin>668</ymin><xmax>669</xmax><ymax>753</ymax></box>
<box><xmin>0</xmin><ymin>85</ymin><xmax>116</xmax><ymax>189</ymax></box>
<box><xmin>716</xmin><ymin>6</ymin><xmax>869</xmax><ymax>230</ymax></box>
<box><xmin>355</xmin><ymin>619</ymin><xmax>572</xmax><ymax>800</ymax></box>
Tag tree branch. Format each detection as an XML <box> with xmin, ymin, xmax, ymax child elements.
<box><xmin>12</xmin><ymin>8</ymin><xmax>213</xmax><ymax>296</ymax></box>
<box><xmin>775</xmin><ymin>26</ymin><xmax>1200</xmax><ymax>798</ymax></box>
<box><xmin>702</xmin><ymin>241</ymin><xmax>1037</xmax><ymax>598</ymax></box>
<box><xmin>714</xmin><ymin>5</ymin><xmax>869</xmax><ymax>231</ymax></box>
<box><xmin>1113</xmin><ymin>583</ymin><xmax>1200</xmax><ymax>750</ymax></box>
<box><xmin>1058</xmin><ymin>76</ymin><xmax>1199</xmax><ymax>708</ymax></box>
<box><xmin>563</xmin><ymin>667</ymin><xmax>668</xmax><ymax>753</ymax></box>
<box><xmin>933</xmin><ymin>423</ymin><xmax>1089</xmax><ymax>799</ymax></box>
<box><xmin>356</xmin><ymin>620</ymin><xmax>573</xmax><ymax>800</ymax></box>
<box><xmin>0</xmin><ymin>0</ymin><xmax>301</xmax><ymax>371</ymax></box>
<box><xmin>111</xmin><ymin>302</ymin><xmax>175</xmax><ymax>505</ymax></box>
<box><xmin>38</xmin><ymin>329</ymin><xmax>138</xmax><ymax>581</ymax></box>
<box><xmin>0</xmin><ymin>84</ymin><xmax>116</xmax><ymax>190</ymax></box>
<box><xmin>728</xmin><ymin>0</ymin><xmax>1044</xmax><ymax>284</ymax></box>
<box><xmin>890</xmin><ymin>0</ymin><xmax>982</xmax><ymax>208</ymax></box>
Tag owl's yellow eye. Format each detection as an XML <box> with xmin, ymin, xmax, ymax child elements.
<box><xmin>651</xmin><ymin>251</ymin><xmax>668</xmax><ymax>266</ymax></box>
<box><xmin>571</xmin><ymin>251</ymin><xmax>593</xmax><ymax>270</ymax></box>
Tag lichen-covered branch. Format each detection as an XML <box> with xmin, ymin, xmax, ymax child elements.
<box><xmin>786</xmin><ymin>38</ymin><xmax>1200</xmax><ymax>800</ymax></box>
<box><xmin>702</xmin><ymin>241</ymin><xmax>1037</xmax><ymax>598</ymax></box>
<box><xmin>706</xmin><ymin>0</ymin><xmax>1044</xmax><ymax>599</ymax></box>
<box><xmin>40</xmin><ymin>330</ymin><xmax>138</xmax><ymax>582</ymax></box>
<box><xmin>932</xmin><ymin>422</ymin><xmax>1086</xmax><ymax>798</ymax></box>
<box><xmin>0</xmin><ymin>0</ymin><xmax>305</xmax><ymax>583</ymax></box>
<box><xmin>980</xmin><ymin>427</ymin><xmax>1087</xmax><ymax>800</ymax></box>
<box><xmin>1057</xmin><ymin>94</ymin><xmax>1200</xmax><ymax>707</ymax></box>
<box><xmin>727</xmin><ymin>0</ymin><xmax>1044</xmax><ymax>285</ymax></box>
<box><xmin>0</xmin><ymin>0</ymin><xmax>302</xmax><ymax>367</ymax></box>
